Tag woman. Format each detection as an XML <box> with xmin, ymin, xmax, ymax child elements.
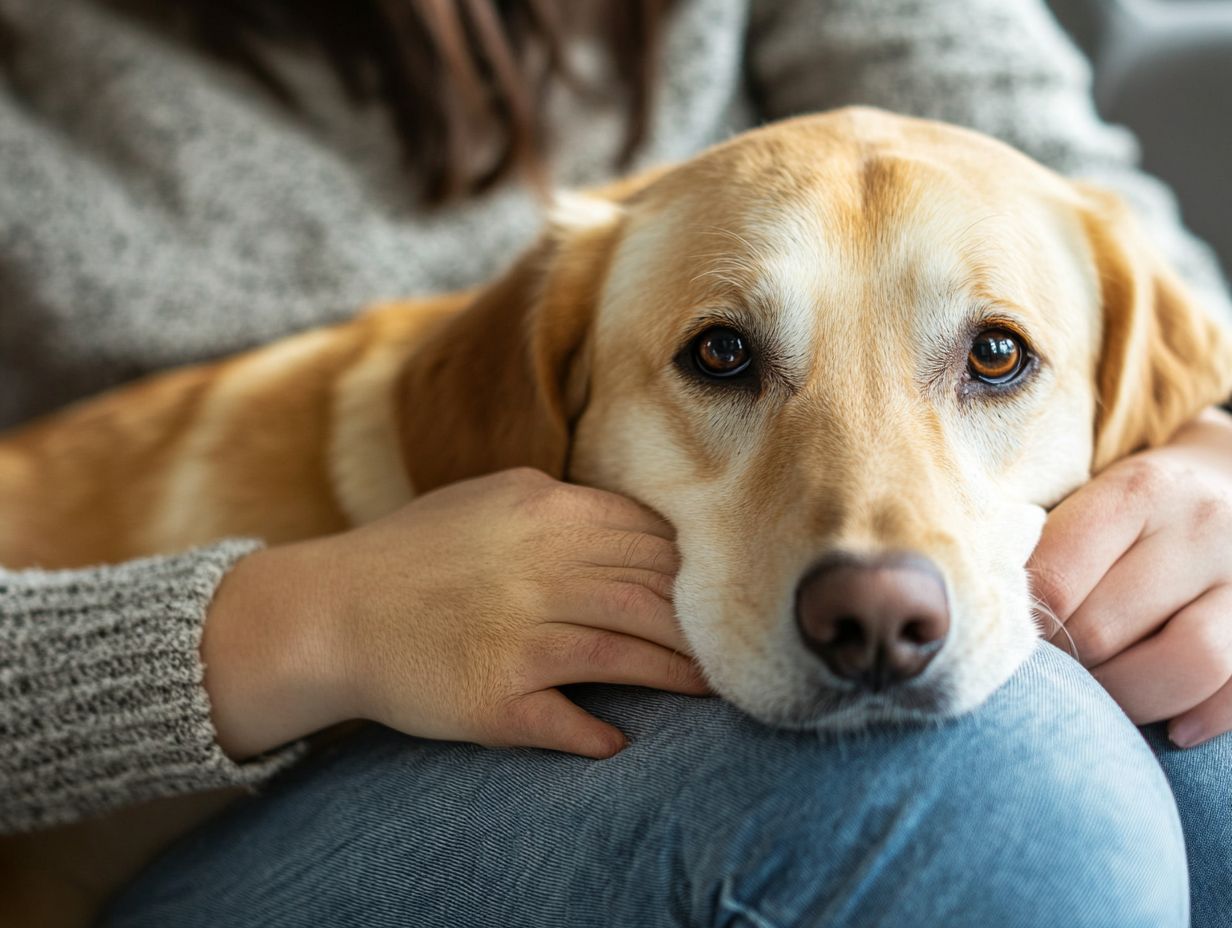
<box><xmin>2</xmin><ymin>0</ymin><xmax>1230</xmax><ymax>924</ymax></box>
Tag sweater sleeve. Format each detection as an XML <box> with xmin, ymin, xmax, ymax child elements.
<box><xmin>745</xmin><ymin>0</ymin><xmax>1232</xmax><ymax>324</ymax></box>
<box><xmin>0</xmin><ymin>539</ymin><xmax>306</xmax><ymax>834</ymax></box>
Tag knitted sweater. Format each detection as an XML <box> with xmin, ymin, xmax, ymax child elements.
<box><xmin>1</xmin><ymin>0</ymin><xmax>1229</xmax><ymax>834</ymax></box>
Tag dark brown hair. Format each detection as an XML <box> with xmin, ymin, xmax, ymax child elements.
<box><xmin>162</xmin><ymin>1</ymin><xmax>673</xmax><ymax>204</ymax></box>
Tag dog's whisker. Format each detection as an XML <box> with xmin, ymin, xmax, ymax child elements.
<box><xmin>1030</xmin><ymin>594</ymin><xmax>1079</xmax><ymax>661</ymax></box>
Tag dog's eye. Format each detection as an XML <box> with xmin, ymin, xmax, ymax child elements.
<box><xmin>693</xmin><ymin>326</ymin><xmax>752</xmax><ymax>378</ymax></box>
<box><xmin>967</xmin><ymin>329</ymin><xmax>1026</xmax><ymax>385</ymax></box>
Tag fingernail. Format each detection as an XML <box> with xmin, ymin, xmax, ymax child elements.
<box><xmin>1169</xmin><ymin>720</ymin><xmax>1202</xmax><ymax>749</ymax></box>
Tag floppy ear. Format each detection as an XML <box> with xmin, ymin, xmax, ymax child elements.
<box><xmin>397</xmin><ymin>193</ymin><xmax>625</xmax><ymax>493</ymax></box>
<box><xmin>1080</xmin><ymin>185</ymin><xmax>1232</xmax><ymax>470</ymax></box>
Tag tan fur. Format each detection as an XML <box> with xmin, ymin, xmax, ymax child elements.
<box><xmin>4</xmin><ymin>108</ymin><xmax>1232</xmax><ymax>925</ymax></box>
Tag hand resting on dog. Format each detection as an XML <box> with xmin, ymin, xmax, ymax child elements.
<box><xmin>1032</xmin><ymin>406</ymin><xmax>1232</xmax><ymax>748</ymax></box>
<box><xmin>202</xmin><ymin>467</ymin><xmax>708</xmax><ymax>761</ymax></box>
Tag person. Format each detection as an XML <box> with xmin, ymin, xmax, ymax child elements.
<box><xmin>1</xmin><ymin>0</ymin><xmax>1229</xmax><ymax>924</ymax></box>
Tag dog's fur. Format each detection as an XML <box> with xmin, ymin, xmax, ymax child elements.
<box><xmin>3</xmin><ymin>108</ymin><xmax>1232</xmax><ymax>925</ymax></box>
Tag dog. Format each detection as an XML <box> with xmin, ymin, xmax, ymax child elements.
<box><xmin>3</xmin><ymin>107</ymin><xmax>1232</xmax><ymax>926</ymax></box>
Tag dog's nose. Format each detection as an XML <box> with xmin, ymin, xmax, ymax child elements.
<box><xmin>795</xmin><ymin>555</ymin><xmax>949</xmax><ymax>690</ymax></box>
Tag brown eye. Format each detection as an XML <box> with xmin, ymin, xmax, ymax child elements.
<box><xmin>693</xmin><ymin>326</ymin><xmax>752</xmax><ymax>378</ymax></box>
<box><xmin>967</xmin><ymin>328</ymin><xmax>1027</xmax><ymax>385</ymax></box>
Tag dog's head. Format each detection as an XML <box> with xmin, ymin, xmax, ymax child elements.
<box><xmin>401</xmin><ymin>108</ymin><xmax>1232</xmax><ymax>727</ymax></box>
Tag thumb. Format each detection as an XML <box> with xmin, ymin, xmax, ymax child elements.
<box><xmin>499</xmin><ymin>690</ymin><xmax>628</xmax><ymax>759</ymax></box>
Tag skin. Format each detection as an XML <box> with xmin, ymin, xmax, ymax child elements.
<box><xmin>1032</xmin><ymin>406</ymin><xmax>1232</xmax><ymax>748</ymax></box>
<box><xmin>202</xmin><ymin>467</ymin><xmax>708</xmax><ymax>761</ymax></box>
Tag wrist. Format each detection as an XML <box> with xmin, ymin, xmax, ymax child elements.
<box><xmin>202</xmin><ymin>538</ymin><xmax>353</xmax><ymax>759</ymax></box>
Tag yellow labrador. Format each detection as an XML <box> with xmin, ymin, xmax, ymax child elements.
<box><xmin>3</xmin><ymin>107</ymin><xmax>1231</xmax><ymax>926</ymax></box>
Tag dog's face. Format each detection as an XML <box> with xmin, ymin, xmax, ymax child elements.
<box><xmin>568</xmin><ymin>113</ymin><xmax>1100</xmax><ymax>726</ymax></box>
<box><xmin>403</xmin><ymin>108</ymin><xmax>1232</xmax><ymax>728</ymax></box>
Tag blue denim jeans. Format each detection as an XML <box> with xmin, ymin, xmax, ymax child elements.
<box><xmin>1145</xmin><ymin>721</ymin><xmax>1232</xmax><ymax>927</ymax></box>
<box><xmin>103</xmin><ymin>643</ymin><xmax>1227</xmax><ymax>928</ymax></box>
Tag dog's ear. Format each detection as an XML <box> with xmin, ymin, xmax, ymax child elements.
<box><xmin>397</xmin><ymin>192</ymin><xmax>625</xmax><ymax>493</ymax></box>
<box><xmin>1079</xmin><ymin>184</ymin><xmax>1232</xmax><ymax>470</ymax></box>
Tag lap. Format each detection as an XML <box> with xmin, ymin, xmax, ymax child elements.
<box><xmin>103</xmin><ymin>643</ymin><xmax>1187</xmax><ymax>928</ymax></box>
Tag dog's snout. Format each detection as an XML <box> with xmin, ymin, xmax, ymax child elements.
<box><xmin>795</xmin><ymin>555</ymin><xmax>949</xmax><ymax>691</ymax></box>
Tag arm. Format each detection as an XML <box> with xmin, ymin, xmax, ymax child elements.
<box><xmin>746</xmin><ymin>0</ymin><xmax>1232</xmax><ymax>320</ymax></box>
<box><xmin>0</xmin><ymin>540</ymin><xmax>302</xmax><ymax>834</ymax></box>
<box><xmin>2</xmin><ymin>470</ymin><xmax>707</xmax><ymax>835</ymax></box>
<box><xmin>197</xmin><ymin>470</ymin><xmax>706</xmax><ymax>761</ymax></box>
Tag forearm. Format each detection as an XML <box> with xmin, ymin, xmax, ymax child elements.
<box><xmin>201</xmin><ymin>537</ymin><xmax>354</xmax><ymax>759</ymax></box>
<box><xmin>0</xmin><ymin>540</ymin><xmax>302</xmax><ymax>834</ymax></box>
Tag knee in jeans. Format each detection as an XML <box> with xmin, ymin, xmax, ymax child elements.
<box><xmin>698</xmin><ymin>650</ymin><xmax>1188</xmax><ymax>927</ymax></box>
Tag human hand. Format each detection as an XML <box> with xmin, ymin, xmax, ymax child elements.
<box><xmin>1029</xmin><ymin>407</ymin><xmax>1232</xmax><ymax>748</ymax></box>
<box><xmin>203</xmin><ymin>468</ymin><xmax>706</xmax><ymax>761</ymax></box>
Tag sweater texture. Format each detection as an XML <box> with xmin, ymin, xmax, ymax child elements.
<box><xmin>1</xmin><ymin>0</ymin><xmax>1229</xmax><ymax>833</ymax></box>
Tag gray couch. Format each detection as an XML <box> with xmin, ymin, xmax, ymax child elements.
<box><xmin>1049</xmin><ymin>0</ymin><xmax>1232</xmax><ymax>278</ymax></box>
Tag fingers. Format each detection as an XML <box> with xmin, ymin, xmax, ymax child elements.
<box><xmin>1088</xmin><ymin>585</ymin><xmax>1232</xmax><ymax>724</ymax></box>
<box><xmin>1060</xmin><ymin>528</ymin><xmax>1210</xmax><ymax>667</ymax></box>
<box><xmin>1027</xmin><ymin>467</ymin><xmax>1147</xmax><ymax>626</ymax></box>
<box><xmin>568</xmin><ymin>484</ymin><xmax>677</xmax><ymax>542</ymax></box>
<box><xmin>564</xmin><ymin>527</ymin><xmax>680</xmax><ymax>579</ymax></box>
<box><xmin>488</xmin><ymin>627</ymin><xmax>710</xmax><ymax>759</ymax></box>
<box><xmin>596</xmin><ymin>567</ymin><xmax>675</xmax><ymax>602</ymax></box>
<box><xmin>495</xmin><ymin>468</ymin><xmax>675</xmax><ymax>541</ymax></box>
<box><xmin>531</xmin><ymin>627</ymin><xmax>709</xmax><ymax>694</ymax></box>
<box><xmin>548</xmin><ymin>579</ymin><xmax>687</xmax><ymax>652</ymax></box>
<box><xmin>578</xmin><ymin>528</ymin><xmax>679</xmax><ymax>576</ymax></box>
<box><xmin>1170</xmin><ymin>676</ymin><xmax>1232</xmax><ymax>748</ymax></box>
<box><xmin>497</xmin><ymin>689</ymin><xmax>628</xmax><ymax>758</ymax></box>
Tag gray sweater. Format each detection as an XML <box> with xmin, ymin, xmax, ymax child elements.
<box><xmin>2</xmin><ymin>0</ymin><xmax>1229</xmax><ymax>834</ymax></box>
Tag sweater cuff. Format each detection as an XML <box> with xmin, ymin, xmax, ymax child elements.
<box><xmin>0</xmin><ymin>540</ymin><xmax>307</xmax><ymax>834</ymax></box>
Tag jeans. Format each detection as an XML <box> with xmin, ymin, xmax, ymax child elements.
<box><xmin>1146</xmin><ymin>722</ymin><xmax>1232</xmax><ymax>927</ymax></box>
<box><xmin>103</xmin><ymin>643</ymin><xmax>1227</xmax><ymax>928</ymax></box>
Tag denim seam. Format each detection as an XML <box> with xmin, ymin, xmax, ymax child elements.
<box><xmin>719</xmin><ymin>876</ymin><xmax>787</xmax><ymax>928</ymax></box>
